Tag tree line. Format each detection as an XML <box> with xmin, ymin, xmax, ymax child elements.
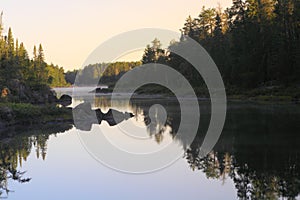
<box><xmin>0</xmin><ymin>13</ymin><xmax>68</xmax><ymax>102</ymax></box>
<box><xmin>141</xmin><ymin>0</ymin><xmax>300</xmax><ymax>96</ymax></box>
<box><xmin>65</xmin><ymin>61</ymin><xmax>141</xmax><ymax>86</ymax></box>
<box><xmin>0</xmin><ymin>25</ymin><xmax>68</xmax><ymax>87</ymax></box>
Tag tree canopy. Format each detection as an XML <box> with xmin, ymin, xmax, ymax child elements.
<box><xmin>141</xmin><ymin>0</ymin><xmax>300</xmax><ymax>96</ymax></box>
<box><xmin>0</xmin><ymin>14</ymin><xmax>69</xmax><ymax>102</ymax></box>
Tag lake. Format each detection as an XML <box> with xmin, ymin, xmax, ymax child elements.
<box><xmin>1</xmin><ymin>87</ymin><xmax>299</xmax><ymax>199</ymax></box>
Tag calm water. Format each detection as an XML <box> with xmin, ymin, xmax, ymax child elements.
<box><xmin>0</xmin><ymin>87</ymin><xmax>300</xmax><ymax>199</ymax></box>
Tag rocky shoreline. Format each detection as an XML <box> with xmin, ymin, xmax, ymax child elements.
<box><xmin>0</xmin><ymin>91</ymin><xmax>73</xmax><ymax>131</ymax></box>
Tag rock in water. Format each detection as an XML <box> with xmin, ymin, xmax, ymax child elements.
<box><xmin>58</xmin><ymin>94</ymin><xmax>72</xmax><ymax>107</ymax></box>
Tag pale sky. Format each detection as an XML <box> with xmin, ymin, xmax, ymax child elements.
<box><xmin>2</xmin><ymin>0</ymin><xmax>232</xmax><ymax>71</ymax></box>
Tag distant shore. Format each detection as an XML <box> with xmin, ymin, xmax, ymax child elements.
<box><xmin>53</xmin><ymin>85</ymin><xmax>300</xmax><ymax>103</ymax></box>
<box><xmin>84</xmin><ymin>85</ymin><xmax>300</xmax><ymax>103</ymax></box>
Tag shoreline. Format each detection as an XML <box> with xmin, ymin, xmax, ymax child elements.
<box><xmin>68</xmin><ymin>86</ymin><xmax>300</xmax><ymax>103</ymax></box>
<box><xmin>96</xmin><ymin>92</ymin><xmax>300</xmax><ymax>104</ymax></box>
<box><xmin>56</xmin><ymin>85</ymin><xmax>300</xmax><ymax>103</ymax></box>
<box><xmin>2</xmin><ymin>87</ymin><xmax>299</xmax><ymax>133</ymax></box>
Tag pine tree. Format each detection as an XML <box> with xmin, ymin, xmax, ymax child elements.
<box><xmin>214</xmin><ymin>14</ymin><xmax>223</xmax><ymax>37</ymax></box>
<box><xmin>37</xmin><ymin>44</ymin><xmax>44</xmax><ymax>63</ymax></box>
<box><xmin>142</xmin><ymin>39</ymin><xmax>166</xmax><ymax>64</ymax></box>
<box><xmin>15</xmin><ymin>39</ymin><xmax>19</xmax><ymax>57</ymax></box>
<box><xmin>19</xmin><ymin>42</ymin><xmax>30</xmax><ymax>81</ymax></box>
<box><xmin>33</xmin><ymin>45</ymin><xmax>37</xmax><ymax>61</ymax></box>
<box><xmin>182</xmin><ymin>15</ymin><xmax>199</xmax><ymax>39</ymax></box>
<box><xmin>142</xmin><ymin>45</ymin><xmax>155</xmax><ymax>64</ymax></box>
<box><xmin>37</xmin><ymin>44</ymin><xmax>47</xmax><ymax>84</ymax></box>
<box><xmin>7</xmin><ymin>27</ymin><xmax>14</xmax><ymax>57</ymax></box>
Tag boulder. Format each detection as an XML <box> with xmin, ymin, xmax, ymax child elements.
<box><xmin>58</xmin><ymin>94</ymin><xmax>72</xmax><ymax>107</ymax></box>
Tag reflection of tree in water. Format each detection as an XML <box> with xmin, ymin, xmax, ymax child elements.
<box><xmin>0</xmin><ymin>100</ymin><xmax>133</xmax><ymax>197</ymax></box>
<box><xmin>0</xmin><ymin>145</ymin><xmax>31</xmax><ymax>197</ymax></box>
<box><xmin>184</xmin><ymin>104</ymin><xmax>300</xmax><ymax>200</ymax></box>
<box><xmin>3</xmin><ymin>97</ymin><xmax>298</xmax><ymax>199</ymax></box>
<box><xmin>185</xmin><ymin>147</ymin><xmax>300</xmax><ymax>199</ymax></box>
<box><xmin>130</xmin><ymin>98</ymin><xmax>181</xmax><ymax>144</ymax></box>
<box><xmin>0</xmin><ymin>123</ymin><xmax>72</xmax><ymax>198</ymax></box>
<box><xmin>95</xmin><ymin>97</ymin><xmax>300</xmax><ymax>199</ymax></box>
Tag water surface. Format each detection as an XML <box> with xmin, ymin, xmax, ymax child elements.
<box><xmin>1</xmin><ymin>87</ymin><xmax>299</xmax><ymax>199</ymax></box>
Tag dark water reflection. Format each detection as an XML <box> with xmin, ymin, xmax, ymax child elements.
<box><xmin>0</xmin><ymin>96</ymin><xmax>300</xmax><ymax>199</ymax></box>
<box><xmin>187</xmin><ymin>103</ymin><xmax>300</xmax><ymax>200</ymax></box>
<box><xmin>94</xmin><ymin>98</ymin><xmax>300</xmax><ymax>199</ymax></box>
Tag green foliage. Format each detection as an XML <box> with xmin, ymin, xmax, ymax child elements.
<box><xmin>71</xmin><ymin>61</ymin><xmax>141</xmax><ymax>86</ymax></box>
<box><xmin>46</xmin><ymin>64</ymin><xmax>69</xmax><ymax>87</ymax></box>
<box><xmin>171</xmin><ymin>0</ymin><xmax>300</xmax><ymax>90</ymax></box>
<box><xmin>142</xmin><ymin>38</ymin><xmax>166</xmax><ymax>64</ymax></box>
<box><xmin>0</xmin><ymin>17</ymin><xmax>69</xmax><ymax>99</ymax></box>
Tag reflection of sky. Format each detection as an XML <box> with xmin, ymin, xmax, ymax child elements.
<box><xmin>8</xmin><ymin>129</ymin><xmax>236</xmax><ymax>200</ymax></box>
<box><xmin>100</xmin><ymin>121</ymin><xmax>174</xmax><ymax>153</ymax></box>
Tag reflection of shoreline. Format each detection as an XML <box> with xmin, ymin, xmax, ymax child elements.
<box><xmin>0</xmin><ymin>122</ymin><xmax>73</xmax><ymax>198</ymax></box>
<box><xmin>2</xmin><ymin>91</ymin><xmax>300</xmax><ymax>199</ymax></box>
<box><xmin>96</xmin><ymin>95</ymin><xmax>300</xmax><ymax>199</ymax></box>
<box><xmin>73</xmin><ymin>102</ymin><xmax>134</xmax><ymax>131</ymax></box>
<box><xmin>54</xmin><ymin>87</ymin><xmax>300</xmax><ymax>103</ymax></box>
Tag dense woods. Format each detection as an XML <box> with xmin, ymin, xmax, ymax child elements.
<box><xmin>66</xmin><ymin>61</ymin><xmax>141</xmax><ymax>86</ymax></box>
<box><xmin>1</xmin><ymin>0</ymin><xmax>300</xmax><ymax>99</ymax></box>
<box><xmin>0</xmin><ymin>24</ymin><xmax>68</xmax><ymax>88</ymax></box>
<box><xmin>0</xmin><ymin>14</ymin><xmax>68</xmax><ymax>103</ymax></box>
<box><xmin>141</xmin><ymin>0</ymin><xmax>300</xmax><ymax>97</ymax></box>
